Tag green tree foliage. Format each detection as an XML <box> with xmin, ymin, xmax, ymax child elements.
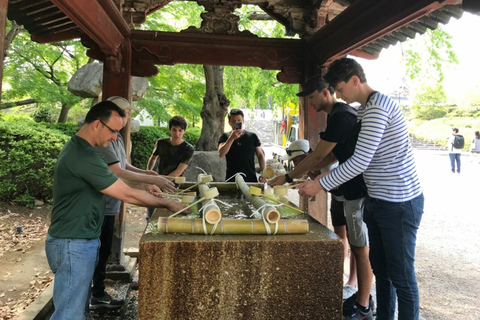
<box><xmin>2</xmin><ymin>26</ymin><xmax>87</xmax><ymax>122</ymax></box>
<box><xmin>411</xmin><ymin>85</ymin><xmax>449</xmax><ymax>120</ymax></box>
<box><xmin>403</xmin><ymin>27</ymin><xmax>458</xmax><ymax>85</ymax></box>
<box><xmin>136</xmin><ymin>2</ymin><xmax>204</xmax><ymax>125</ymax></box>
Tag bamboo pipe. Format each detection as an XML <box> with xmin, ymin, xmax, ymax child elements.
<box><xmin>157</xmin><ymin>217</ymin><xmax>309</xmax><ymax>234</ymax></box>
<box><xmin>169</xmin><ymin>187</ymin><xmax>219</xmax><ymax>218</ymax></box>
<box><xmin>249</xmin><ymin>187</ymin><xmax>304</xmax><ymax>214</ymax></box>
<box><xmin>178</xmin><ymin>174</ymin><xmax>213</xmax><ymax>194</ymax></box>
<box><xmin>235</xmin><ymin>175</ymin><xmax>280</xmax><ymax>224</ymax></box>
<box><xmin>198</xmin><ymin>184</ymin><xmax>222</xmax><ymax>224</ymax></box>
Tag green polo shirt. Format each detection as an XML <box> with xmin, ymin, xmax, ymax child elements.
<box><xmin>48</xmin><ymin>135</ymin><xmax>118</xmax><ymax>239</ymax></box>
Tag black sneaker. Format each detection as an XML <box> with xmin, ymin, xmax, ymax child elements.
<box><xmin>343</xmin><ymin>302</ymin><xmax>373</xmax><ymax>320</ymax></box>
<box><xmin>343</xmin><ymin>293</ymin><xmax>375</xmax><ymax>315</ymax></box>
<box><xmin>90</xmin><ymin>292</ymin><xmax>124</xmax><ymax>310</ymax></box>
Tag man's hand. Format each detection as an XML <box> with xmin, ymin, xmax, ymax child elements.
<box><xmin>297</xmin><ymin>180</ymin><xmax>325</xmax><ymax>198</ymax></box>
<box><xmin>154</xmin><ymin>176</ymin><xmax>176</xmax><ymax>193</ymax></box>
<box><xmin>230</xmin><ymin>128</ymin><xmax>243</xmax><ymax>141</ymax></box>
<box><xmin>145</xmin><ymin>170</ymin><xmax>158</xmax><ymax>176</ymax></box>
<box><xmin>268</xmin><ymin>174</ymin><xmax>286</xmax><ymax>187</ymax></box>
<box><xmin>147</xmin><ymin>184</ymin><xmax>162</xmax><ymax>196</ymax></box>
<box><xmin>164</xmin><ymin>200</ymin><xmax>191</xmax><ymax>214</ymax></box>
<box><xmin>259</xmin><ymin>175</ymin><xmax>267</xmax><ymax>183</ymax></box>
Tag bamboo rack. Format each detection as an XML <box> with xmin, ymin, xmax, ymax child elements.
<box><xmin>157</xmin><ymin>217</ymin><xmax>309</xmax><ymax>234</ymax></box>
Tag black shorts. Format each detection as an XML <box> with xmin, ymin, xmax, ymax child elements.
<box><xmin>330</xmin><ymin>197</ymin><xmax>346</xmax><ymax>227</ymax></box>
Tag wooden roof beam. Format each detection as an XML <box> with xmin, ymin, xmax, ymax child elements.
<box><xmin>47</xmin><ymin>0</ymin><xmax>130</xmax><ymax>56</ymax></box>
<box><xmin>308</xmin><ymin>0</ymin><xmax>462</xmax><ymax>65</ymax></box>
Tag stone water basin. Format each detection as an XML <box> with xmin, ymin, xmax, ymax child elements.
<box><xmin>139</xmin><ymin>182</ymin><xmax>343</xmax><ymax>320</ymax></box>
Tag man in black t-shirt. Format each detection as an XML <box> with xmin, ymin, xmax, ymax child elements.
<box><xmin>218</xmin><ymin>109</ymin><xmax>266</xmax><ymax>182</ymax></box>
<box><xmin>269</xmin><ymin>75</ymin><xmax>374</xmax><ymax>320</ymax></box>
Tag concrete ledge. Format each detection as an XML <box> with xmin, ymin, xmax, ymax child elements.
<box><xmin>14</xmin><ymin>283</ymin><xmax>53</xmax><ymax>320</ymax></box>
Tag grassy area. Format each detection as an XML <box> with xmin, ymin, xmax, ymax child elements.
<box><xmin>407</xmin><ymin>117</ymin><xmax>480</xmax><ymax>149</ymax></box>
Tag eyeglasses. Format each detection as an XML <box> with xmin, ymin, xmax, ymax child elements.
<box><xmin>99</xmin><ymin>120</ymin><xmax>120</xmax><ymax>135</ymax></box>
<box><xmin>286</xmin><ymin>149</ymin><xmax>306</xmax><ymax>156</ymax></box>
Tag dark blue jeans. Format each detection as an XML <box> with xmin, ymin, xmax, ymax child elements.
<box><xmin>364</xmin><ymin>193</ymin><xmax>424</xmax><ymax>320</ymax></box>
<box><xmin>449</xmin><ymin>153</ymin><xmax>461</xmax><ymax>172</ymax></box>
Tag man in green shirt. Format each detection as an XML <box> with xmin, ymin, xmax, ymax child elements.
<box><xmin>45</xmin><ymin>101</ymin><xmax>187</xmax><ymax>320</ymax></box>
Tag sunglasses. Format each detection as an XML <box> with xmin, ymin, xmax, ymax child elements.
<box><xmin>286</xmin><ymin>149</ymin><xmax>306</xmax><ymax>156</ymax></box>
<box><xmin>99</xmin><ymin>120</ymin><xmax>120</xmax><ymax>135</ymax></box>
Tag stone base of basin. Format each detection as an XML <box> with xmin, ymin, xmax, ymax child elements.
<box><xmin>138</xmin><ymin>212</ymin><xmax>343</xmax><ymax>319</ymax></box>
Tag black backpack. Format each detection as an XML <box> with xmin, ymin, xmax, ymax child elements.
<box><xmin>453</xmin><ymin>135</ymin><xmax>465</xmax><ymax>149</ymax></box>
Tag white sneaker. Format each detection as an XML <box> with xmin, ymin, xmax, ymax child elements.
<box><xmin>343</xmin><ymin>284</ymin><xmax>357</xmax><ymax>300</ymax></box>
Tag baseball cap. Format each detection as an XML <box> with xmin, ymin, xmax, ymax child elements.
<box><xmin>106</xmin><ymin>96</ymin><xmax>139</xmax><ymax>110</ymax></box>
<box><xmin>296</xmin><ymin>74</ymin><xmax>330</xmax><ymax>97</ymax></box>
<box><xmin>282</xmin><ymin>139</ymin><xmax>310</xmax><ymax>160</ymax></box>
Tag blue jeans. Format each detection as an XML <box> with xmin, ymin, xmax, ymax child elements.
<box><xmin>45</xmin><ymin>235</ymin><xmax>100</xmax><ymax>320</ymax></box>
<box><xmin>449</xmin><ymin>153</ymin><xmax>461</xmax><ymax>172</ymax></box>
<box><xmin>364</xmin><ymin>194</ymin><xmax>424</xmax><ymax>320</ymax></box>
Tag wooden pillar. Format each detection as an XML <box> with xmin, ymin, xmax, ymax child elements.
<box><xmin>298</xmin><ymin>51</ymin><xmax>328</xmax><ymax>225</ymax></box>
<box><xmin>0</xmin><ymin>0</ymin><xmax>8</xmax><ymax>103</ymax></box>
<box><xmin>102</xmin><ymin>38</ymin><xmax>135</xmax><ymax>278</ymax></box>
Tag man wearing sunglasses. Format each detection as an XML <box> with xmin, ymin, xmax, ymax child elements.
<box><xmin>269</xmin><ymin>74</ymin><xmax>373</xmax><ymax>320</ymax></box>
<box><xmin>45</xmin><ymin>101</ymin><xmax>188</xmax><ymax>320</ymax></box>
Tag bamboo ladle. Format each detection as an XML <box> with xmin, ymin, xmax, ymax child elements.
<box><xmin>177</xmin><ymin>175</ymin><xmax>213</xmax><ymax>194</ymax></box>
<box><xmin>169</xmin><ymin>187</ymin><xmax>219</xmax><ymax>218</ymax></box>
<box><xmin>160</xmin><ymin>176</ymin><xmax>186</xmax><ymax>184</ymax></box>
<box><xmin>249</xmin><ymin>186</ymin><xmax>303</xmax><ymax>214</ymax></box>
<box><xmin>160</xmin><ymin>192</ymin><xmax>197</xmax><ymax>204</ymax></box>
<box><xmin>262</xmin><ymin>167</ymin><xmax>275</xmax><ymax>179</ymax></box>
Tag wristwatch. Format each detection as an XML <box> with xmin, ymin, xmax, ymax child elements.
<box><xmin>285</xmin><ymin>173</ymin><xmax>293</xmax><ymax>183</ymax></box>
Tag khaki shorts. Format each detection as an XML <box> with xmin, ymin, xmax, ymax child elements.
<box><xmin>344</xmin><ymin>197</ymin><xmax>369</xmax><ymax>247</ymax></box>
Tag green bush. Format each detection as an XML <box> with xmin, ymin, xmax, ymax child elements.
<box><xmin>42</xmin><ymin>122</ymin><xmax>79</xmax><ymax>137</ymax></box>
<box><xmin>0</xmin><ymin>119</ymin><xmax>69</xmax><ymax>206</ymax></box>
<box><xmin>130</xmin><ymin>126</ymin><xmax>200</xmax><ymax>169</ymax></box>
<box><xmin>32</xmin><ymin>105</ymin><xmax>57</xmax><ymax>123</ymax></box>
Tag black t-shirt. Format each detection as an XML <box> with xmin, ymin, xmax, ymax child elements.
<box><xmin>218</xmin><ymin>131</ymin><xmax>260</xmax><ymax>182</ymax></box>
<box><xmin>321</xmin><ymin>103</ymin><xmax>368</xmax><ymax>200</ymax></box>
<box><xmin>152</xmin><ymin>138</ymin><xmax>194</xmax><ymax>175</ymax></box>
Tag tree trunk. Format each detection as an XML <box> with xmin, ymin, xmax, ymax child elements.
<box><xmin>57</xmin><ymin>102</ymin><xmax>70</xmax><ymax>123</ymax></box>
<box><xmin>196</xmin><ymin>65</ymin><xmax>230</xmax><ymax>151</ymax></box>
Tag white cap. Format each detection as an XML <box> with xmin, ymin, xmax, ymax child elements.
<box><xmin>106</xmin><ymin>96</ymin><xmax>138</xmax><ymax>110</ymax></box>
<box><xmin>282</xmin><ymin>139</ymin><xmax>310</xmax><ymax>160</ymax></box>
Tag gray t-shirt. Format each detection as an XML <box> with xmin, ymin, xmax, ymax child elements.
<box><xmin>95</xmin><ymin>134</ymin><xmax>126</xmax><ymax>216</ymax></box>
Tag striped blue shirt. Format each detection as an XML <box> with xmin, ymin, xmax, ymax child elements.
<box><xmin>320</xmin><ymin>92</ymin><xmax>422</xmax><ymax>202</ymax></box>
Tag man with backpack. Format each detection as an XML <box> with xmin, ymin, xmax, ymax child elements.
<box><xmin>449</xmin><ymin>127</ymin><xmax>464</xmax><ymax>173</ymax></box>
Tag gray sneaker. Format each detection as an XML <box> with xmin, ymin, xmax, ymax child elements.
<box><xmin>343</xmin><ymin>302</ymin><xmax>373</xmax><ymax>320</ymax></box>
<box><xmin>89</xmin><ymin>292</ymin><xmax>124</xmax><ymax>310</ymax></box>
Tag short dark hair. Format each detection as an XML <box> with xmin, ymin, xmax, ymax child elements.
<box><xmin>228</xmin><ymin>109</ymin><xmax>244</xmax><ymax>120</ymax></box>
<box><xmin>296</xmin><ymin>74</ymin><xmax>333</xmax><ymax>97</ymax></box>
<box><xmin>169</xmin><ymin>115</ymin><xmax>187</xmax><ymax>130</ymax></box>
<box><xmin>325</xmin><ymin>57</ymin><xmax>367</xmax><ymax>88</ymax></box>
<box><xmin>453</xmin><ymin>128</ymin><xmax>459</xmax><ymax>133</ymax></box>
<box><xmin>85</xmin><ymin>101</ymin><xmax>125</xmax><ymax>124</ymax></box>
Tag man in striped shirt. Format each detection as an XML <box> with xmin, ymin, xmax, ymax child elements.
<box><xmin>298</xmin><ymin>58</ymin><xmax>424</xmax><ymax>320</ymax></box>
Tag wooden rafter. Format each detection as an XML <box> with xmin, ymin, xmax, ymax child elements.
<box><xmin>45</xmin><ymin>0</ymin><xmax>130</xmax><ymax>56</ymax></box>
<box><xmin>308</xmin><ymin>0</ymin><xmax>462</xmax><ymax>65</ymax></box>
